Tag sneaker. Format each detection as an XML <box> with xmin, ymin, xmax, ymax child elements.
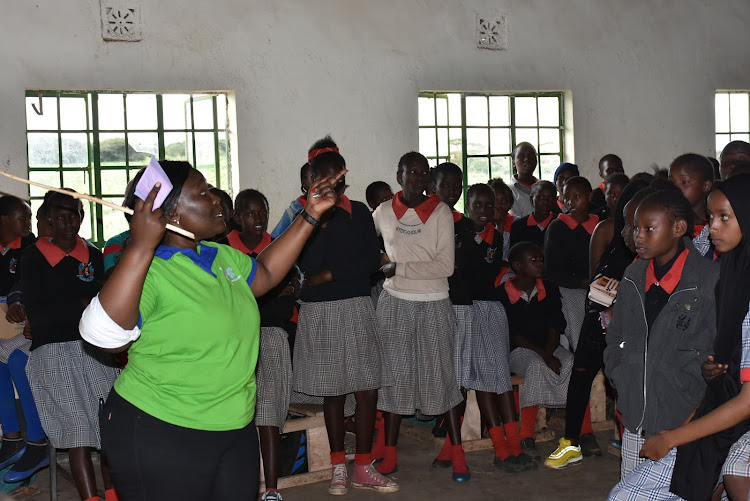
<box><xmin>515</xmin><ymin>452</ymin><xmax>538</xmax><ymax>471</ymax></box>
<box><xmin>328</xmin><ymin>463</ymin><xmax>348</xmax><ymax>496</ymax></box>
<box><xmin>544</xmin><ymin>438</ymin><xmax>583</xmax><ymax>469</ymax></box>
<box><xmin>261</xmin><ymin>490</ymin><xmax>283</xmax><ymax>501</ymax></box>
<box><xmin>520</xmin><ymin>438</ymin><xmax>541</xmax><ymax>461</ymax></box>
<box><xmin>352</xmin><ymin>463</ymin><xmax>399</xmax><ymax>493</ymax></box>
<box><xmin>493</xmin><ymin>455</ymin><xmax>524</xmax><ymax>473</ymax></box>
<box><xmin>580</xmin><ymin>433</ymin><xmax>602</xmax><ymax>457</ymax></box>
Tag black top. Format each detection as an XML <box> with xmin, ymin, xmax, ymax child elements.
<box><xmin>298</xmin><ymin>201</ymin><xmax>381</xmax><ymax>302</ymax></box>
<box><xmin>544</xmin><ymin>219</ymin><xmax>593</xmax><ymax>289</ymax></box>
<box><xmin>0</xmin><ymin>235</ymin><xmax>36</xmax><ymax>297</ymax></box>
<box><xmin>449</xmin><ymin>218</ymin><xmax>504</xmax><ymax>305</ymax></box>
<box><xmin>645</xmin><ymin>241</ymin><xmax>685</xmax><ymax>331</ymax></box>
<box><xmin>590</xmin><ymin>187</ymin><xmax>606</xmax><ymax>211</ymax></box>
<box><xmin>594</xmin><ymin>204</ymin><xmax>610</xmax><ymax>221</ymax></box>
<box><xmin>510</xmin><ymin>215</ymin><xmax>554</xmax><ymax>249</ymax></box>
<box><xmin>497</xmin><ymin>279</ymin><xmax>567</xmax><ymax>351</ymax></box>
<box><xmin>20</xmin><ymin>241</ymin><xmax>104</xmax><ymax>350</ymax></box>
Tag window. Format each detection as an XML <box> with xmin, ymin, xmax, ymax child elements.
<box><xmin>716</xmin><ymin>91</ymin><xmax>750</xmax><ymax>155</ymax></box>
<box><xmin>418</xmin><ymin>92</ymin><xmax>566</xmax><ymax>210</ymax></box>
<box><xmin>25</xmin><ymin>91</ymin><xmax>232</xmax><ymax>247</ymax></box>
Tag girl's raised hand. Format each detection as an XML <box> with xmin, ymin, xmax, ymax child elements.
<box><xmin>129</xmin><ymin>184</ymin><xmax>167</xmax><ymax>252</ymax></box>
<box><xmin>305</xmin><ymin>170</ymin><xmax>348</xmax><ymax>220</ymax></box>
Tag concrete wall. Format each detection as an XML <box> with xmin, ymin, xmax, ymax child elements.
<box><xmin>1</xmin><ymin>0</ymin><xmax>748</xmax><ymax>221</ymax></box>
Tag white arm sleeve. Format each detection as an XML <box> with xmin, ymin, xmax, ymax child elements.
<box><xmin>79</xmin><ymin>294</ymin><xmax>141</xmax><ymax>349</ymax></box>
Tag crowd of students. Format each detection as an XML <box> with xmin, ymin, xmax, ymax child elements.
<box><xmin>1</xmin><ymin>137</ymin><xmax>750</xmax><ymax>501</ymax></box>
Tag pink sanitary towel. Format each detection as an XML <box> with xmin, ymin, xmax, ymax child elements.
<box><xmin>135</xmin><ymin>157</ymin><xmax>173</xmax><ymax>210</ymax></box>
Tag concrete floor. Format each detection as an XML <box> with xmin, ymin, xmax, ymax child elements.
<box><xmin>22</xmin><ymin>423</ymin><xmax>621</xmax><ymax>500</ymax></box>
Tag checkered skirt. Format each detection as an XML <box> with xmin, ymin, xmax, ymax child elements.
<box><xmin>293</xmin><ymin>297</ymin><xmax>389</xmax><ymax>396</ymax></box>
<box><xmin>26</xmin><ymin>340</ymin><xmax>120</xmax><ymax>449</ymax></box>
<box><xmin>0</xmin><ymin>334</ymin><xmax>30</xmax><ymax>364</ymax></box>
<box><xmin>509</xmin><ymin>345</ymin><xmax>573</xmax><ymax>408</ymax></box>
<box><xmin>559</xmin><ymin>287</ymin><xmax>587</xmax><ymax>352</ymax></box>
<box><xmin>453</xmin><ymin>302</ymin><xmax>512</xmax><ymax>394</ymax></box>
<box><xmin>608</xmin><ymin>444</ymin><xmax>685</xmax><ymax>501</ymax></box>
<box><xmin>376</xmin><ymin>291</ymin><xmax>463</xmax><ymax>416</ymax></box>
<box><xmin>255</xmin><ymin>327</ymin><xmax>293</xmax><ymax>429</ymax></box>
<box><xmin>370</xmin><ymin>279</ymin><xmax>385</xmax><ymax>309</ymax></box>
<box><xmin>720</xmin><ymin>429</ymin><xmax>750</xmax><ymax>481</ymax></box>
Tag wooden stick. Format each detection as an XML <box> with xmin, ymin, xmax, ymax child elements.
<box><xmin>0</xmin><ymin>170</ymin><xmax>195</xmax><ymax>240</ymax></box>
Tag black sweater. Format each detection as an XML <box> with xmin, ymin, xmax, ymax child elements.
<box><xmin>497</xmin><ymin>279</ymin><xmax>567</xmax><ymax>351</ymax></box>
<box><xmin>298</xmin><ymin>201</ymin><xmax>381</xmax><ymax>302</ymax></box>
<box><xmin>510</xmin><ymin>215</ymin><xmax>554</xmax><ymax>250</ymax></box>
<box><xmin>0</xmin><ymin>235</ymin><xmax>36</xmax><ymax>297</ymax></box>
<box><xmin>544</xmin><ymin>219</ymin><xmax>593</xmax><ymax>289</ymax></box>
<box><xmin>449</xmin><ymin>218</ymin><xmax>505</xmax><ymax>305</ymax></box>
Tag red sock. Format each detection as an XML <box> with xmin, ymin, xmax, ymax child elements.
<box><xmin>489</xmin><ymin>425</ymin><xmax>511</xmax><ymax>460</ymax></box>
<box><xmin>104</xmin><ymin>489</ymin><xmax>120</xmax><ymax>501</ymax></box>
<box><xmin>435</xmin><ymin>433</ymin><xmax>453</xmax><ymax>461</ymax></box>
<box><xmin>451</xmin><ymin>445</ymin><xmax>469</xmax><ymax>474</ymax></box>
<box><xmin>376</xmin><ymin>445</ymin><xmax>397</xmax><ymax>474</ymax></box>
<box><xmin>371</xmin><ymin>411</ymin><xmax>385</xmax><ymax>460</ymax></box>
<box><xmin>354</xmin><ymin>452</ymin><xmax>373</xmax><ymax>465</ymax></box>
<box><xmin>330</xmin><ymin>450</ymin><xmax>346</xmax><ymax>465</ymax></box>
<box><xmin>520</xmin><ymin>406</ymin><xmax>538</xmax><ymax>439</ymax></box>
<box><xmin>580</xmin><ymin>403</ymin><xmax>594</xmax><ymax>435</ymax></box>
<box><xmin>504</xmin><ymin>422</ymin><xmax>523</xmax><ymax>456</ymax></box>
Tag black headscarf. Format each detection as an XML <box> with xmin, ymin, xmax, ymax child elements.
<box><xmin>671</xmin><ymin>173</ymin><xmax>750</xmax><ymax>500</ymax></box>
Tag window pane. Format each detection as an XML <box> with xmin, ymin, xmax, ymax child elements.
<box><xmin>418</xmin><ymin>97</ymin><xmax>435</xmax><ymax>126</ymax></box>
<box><xmin>29</xmin><ymin>170</ymin><xmax>60</xmax><ymax>198</ymax></box>
<box><xmin>449</xmin><ymin>128</ymin><xmax>462</xmax><ymax>165</ymax></box>
<box><xmin>99</xmin><ymin>133</ymin><xmax>126</xmax><ymax>166</ymax></box>
<box><xmin>162</xmin><ymin>94</ymin><xmax>192</xmax><ymax>130</ymax></box>
<box><xmin>515</xmin><ymin>129</ymin><xmax>539</xmax><ymax>151</ymax></box>
<box><xmin>540</xmin><ymin>155</ymin><xmax>561</xmax><ymax>181</ymax></box>
<box><xmin>731</xmin><ymin>133</ymin><xmax>750</xmax><ymax>143</ymax></box>
<box><xmin>466</xmin><ymin>96</ymin><xmax>488</xmax><ymax>126</ymax></box>
<box><xmin>126</xmin><ymin>94</ymin><xmax>157</xmax><ymax>130</ymax></box>
<box><xmin>539</xmin><ymin>128</ymin><xmax>561</xmax><ymax>153</ymax></box>
<box><xmin>437</xmin><ymin>128</ymin><xmax>449</xmax><ymax>158</ymax></box>
<box><xmin>195</xmin><ymin>132</ymin><xmax>217</xmax><ymax>181</ymax></box>
<box><xmin>491</xmin><ymin>157</ymin><xmax>512</xmax><ymax>180</ymax></box>
<box><xmin>219</xmin><ymin>133</ymin><xmax>230</xmax><ymax>192</ymax></box>
<box><xmin>100</xmin><ymin>169</ymin><xmax>128</xmax><ymax>197</ymax></box>
<box><xmin>466</xmin><ymin>128</ymin><xmax>489</xmax><ymax>155</ymax></box>
<box><xmin>26</xmin><ymin>96</ymin><xmax>59</xmax><ymax>130</ymax></box>
<box><xmin>538</xmin><ymin>97</ymin><xmax>560</xmax><ymax>127</ymax></box>
<box><xmin>490</xmin><ymin>128</ymin><xmax>511</xmax><ymax>154</ymax></box>
<box><xmin>79</xmin><ymin>204</ymin><xmax>93</xmax><ymax>241</ymax></box>
<box><xmin>60</xmin><ymin>97</ymin><xmax>88</xmax><ymax>130</ymax></box>
<box><xmin>515</xmin><ymin>97</ymin><xmax>538</xmax><ymax>126</ymax></box>
<box><xmin>165</xmin><ymin>132</ymin><xmax>192</xmax><ymax>161</ymax></box>
<box><xmin>216</xmin><ymin>94</ymin><xmax>227</xmax><ymax>130</ymax></box>
<box><xmin>436</xmin><ymin>97</ymin><xmax>448</xmax><ymax>127</ymax></box>
<box><xmin>28</xmin><ymin>133</ymin><xmax>60</xmax><ymax>167</ymax></box>
<box><xmin>102</xmin><ymin>197</ymin><xmax>127</xmax><ymax>243</ymax></box>
<box><xmin>448</xmin><ymin>94</ymin><xmax>462</xmax><ymax>127</ymax></box>
<box><xmin>419</xmin><ymin>128</ymin><xmax>437</xmax><ymax>158</ymax></box>
<box><xmin>715</xmin><ymin>93</ymin><xmax>730</xmax><ymax>133</ymax></box>
<box><xmin>61</xmin><ymin>133</ymin><xmax>89</xmax><ymax>167</ymax></box>
<box><xmin>730</xmin><ymin>93</ymin><xmax>749</xmax><ymax>132</ymax></box>
<box><xmin>467</xmin><ymin>157</ymin><xmax>490</xmax><ymax>186</ymax></box>
<box><xmin>489</xmin><ymin>96</ymin><xmax>510</xmax><ymax>126</ymax></box>
<box><xmin>62</xmin><ymin>170</ymin><xmax>90</xmax><ymax>194</ymax></box>
<box><xmin>716</xmin><ymin>134</ymin><xmax>731</xmax><ymax>156</ymax></box>
<box><xmin>98</xmin><ymin>94</ymin><xmax>125</xmax><ymax>130</ymax></box>
<box><xmin>128</xmin><ymin>132</ymin><xmax>158</xmax><ymax>167</ymax></box>
<box><xmin>193</xmin><ymin>95</ymin><xmax>215</xmax><ymax>129</ymax></box>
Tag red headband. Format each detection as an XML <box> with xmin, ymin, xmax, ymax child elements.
<box><xmin>308</xmin><ymin>147</ymin><xmax>339</xmax><ymax>164</ymax></box>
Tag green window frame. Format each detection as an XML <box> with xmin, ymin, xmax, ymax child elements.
<box><xmin>25</xmin><ymin>90</ymin><xmax>232</xmax><ymax>248</ymax></box>
<box><xmin>418</xmin><ymin>91</ymin><xmax>566</xmax><ymax>210</ymax></box>
<box><xmin>716</xmin><ymin>91</ymin><xmax>750</xmax><ymax>156</ymax></box>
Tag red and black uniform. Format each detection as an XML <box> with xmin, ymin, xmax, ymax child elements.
<box><xmin>510</xmin><ymin>213</ymin><xmax>555</xmax><ymax>250</ymax></box>
<box><xmin>0</xmin><ymin>235</ymin><xmax>36</xmax><ymax>297</ymax></box>
<box><xmin>544</xmin><ymin>214</ymin><xmax>599</xmax><ymax>289</ymax></box>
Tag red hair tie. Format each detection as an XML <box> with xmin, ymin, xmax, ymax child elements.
<box><xmin>308</xmin><ymin>147</ymin><xmax>339</xmax><ymax>164</ymax></box>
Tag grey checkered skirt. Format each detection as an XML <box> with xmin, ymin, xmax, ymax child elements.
<box><xmin>293</xmin><ymin>297</ymin><xmax>389</xmax><ymax>396</ymax></box>
<box><xmin>720</xmin><ymin>429</ymin><xmax>750</xmax><ymax>481</ymax></box>
<box><xmin>453</xmin><ymin>302</ymin><xmax>512</xmax><ymax>394</ymax></box>
<box><xmin>509</xmin><ymin>345</ymin><xmax>573</xmax><ymax>408</ymax></box>
<box><xmin>376</xmin><ymin>291</ymin><xmax>463</xmax><ymax>416</ymax></box>
<box><xmin>559</xmin><ymin>287</ymin><xmax>587</xmax><ymax>352</ymax></box>
<box><xmin>370</xmin><ymin>279</ymin><xmax>385</xmax><ymax>309</ymax></box>
<box><xmin>26</xmin><ymin>340</ymin><xmax>120</xmax><ymax>449</ymax></box>
<box><xmin>0</xmin><ymin>334</ymin><xmax>30</xmax><ymax>364</ymax></box>
<box><xmin>255</xmin><ymin>327</ymin><xmax>294</xmax><ymax>429</ymax></box>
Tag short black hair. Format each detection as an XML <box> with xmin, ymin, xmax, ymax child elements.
<box><xmin>637</xmin><ymin>189</ymin><xmax>694</xmax><ymax>238</ymax></box>
<box><xmin>630</xmin><ymin>172</ymin><xmax>656</xmax><ymax>184</ymax></box>
<box><xmin>605</xmin><ymin>173</ymin><xmax>630</xmax><ymax>189</ymax></box>
<box><xmin>300</xmin><ymin>163</ymin><xmax>311</xmax><ymax>182</ymax></box>
<box><xmin>46</xmin><ymin>189</ymin><xmax>84</xmax><ymax>217</ymax></box>
<box><xmin>489</xmin><ymin>178</ymin><xmax>515</xmax><ymax>205</ymax></box>
<box><xmin>720</xmin><ymin>140</ymin><xmax>750</xmax><ymax>159</ymax></box>
<box><xmin>599</xmin><ymin>154</ymin><xmax>623</xmax><ymax>173</ymax></box>
<box><xmin>530</xmin><ymin>180</ymin><xmax>557</xmax><ymax>198</ymax></box>
<box><xmin>466</xmin><ymin>183</ymin><xmax>495</xmax><ymax>206</ymax></box>
<box><xmin>563</xmin><ymin>176</ymin><xmax>593</xmax><ymax>193</ymax></box>
<box><xmin>365</xmin><ymin>181</ymin><xmax>392</xmax><ymax>206</ymax></box>
<box><xmin>234</xmin><ymin>189</ymin><xmax>269</xmax><ymax>214</ymax></box>
<box><xmin>397</xmin><ymin>151</ymin><xmax>428</xmax><ymax>177</ymax></box>
<box><xmin>431</xmin><ymin>162</ymin><xmax>462</xmax><ymax>185</ymax></box>
<box><xmin>308</xmin><ymin>136</ymin><xmax>345</xmax><ymax>177</ymax></box>
<box><xmin>508</xmin><ymin>241</ymin><xmax>541</xmax><ymax>269</ymax></box>
<box><xmin>512</xmin><ymin>142</ymin><xmax>537</xmax><ymax>159</ymax></box>
<box><xmin>669</xmin><ymin>153</ymin><xmax>714</xmax><ymax>183</ymax></box>
<box><xmin>210</xmin><ymin>187</ymin><xmax>233</xmax><ymax>212</ymax></box>
<box><xmin>0</xmin><ymin>195</ymin><xmax>29</xmax><ymax>217</ymax></box>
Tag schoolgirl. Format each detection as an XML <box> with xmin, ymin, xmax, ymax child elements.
<box><xmin>509</xmin><ymin>142</ymin><xmax>539</xmax><ymax>218</ymax></box>
<box><xmin>668</xmin><ymin>154</ymin><xmax>716</xmax><ymax>259</ymax></box>
<box><xmin>489</xmin><ymin>178</ymin><xmax>515</xmax><ymax>261</ymax></box>
<box><xmin>553</xmin><ymin>163</ymin><xmax>579</xmax><ymax>213</ymax></box>
<box><xmin>594</xmin><ymin>173</ymin><xmax>629</xmax><ymax>220</ymax></box>
<box><xmin>510</xmin><ymin>180</ymin><xmax>557</xmax><ymax>249</ymax></box>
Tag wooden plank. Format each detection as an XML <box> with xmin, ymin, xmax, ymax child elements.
<box><xmin>288</xmin><ymin>403</ymin><xmax>324</xmax><ymax>417</ymax></box>
<box><xmin>306</xmin><ymin>426</ymin><xmax>331</xmax><ymax>472</ymax></box>
<box><xmin>461</xmin><ymin>390</ymin><xmax>482</xmax><ymax>442</ymax></box>
<box><xmin>282</xmin><ymin>416</ymin><xmax>326</xmax><ymax>434</ymax></box>
<box><xmin>592</xmin><ymin>420</ymin><xmax>615</xmax><ymax>432</ymax></box>
<box><xmin>590</xmin><ymin>370</ymin><xmax>607</xmax><ymax>423</ymax></box>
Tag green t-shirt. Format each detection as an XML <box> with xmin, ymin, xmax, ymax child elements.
<box><xmin>114</xmin><ymin>241</ymin><xmax>260</xmax><ymax>431</ymax></box>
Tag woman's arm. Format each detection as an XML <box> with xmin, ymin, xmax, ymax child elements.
<box><xmin>589</xmin><ymin>219</ymin><xmax>614</xmax><ymax>279</ymax></box>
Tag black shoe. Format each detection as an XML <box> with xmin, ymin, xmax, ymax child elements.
<box><xmin>0</xmin><ymin>438</ymin><xmax>25</xmax><ymax>470</ymax></box>
<box><xmin>493</xmin><ymin>455</ymin><xmax>524</xmax><ymax>473</ymax></box>
<box><xmin>4</xmin><ymin>441</ymin><xmax>49</xmax><ymax>483</ymax></box>
<box><xmin>580</xmin><ymin>433</ymin><xmax>602</xmax><ymax>457</ymax></box>
<box><xmin>515</xmin><ymin>452</ymin><xmax>538</xmax><ymax>471</ymax></box>
<box><xmin>432</xmin><ymin>457</ymin><xmax>451</xmax><ymax>469</ymax></box>
<box><xmin>520</xmin><ymin>438</ymin><xmax>541</xmax><ymax>461</ymax></box>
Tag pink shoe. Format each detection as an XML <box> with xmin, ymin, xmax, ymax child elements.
<box><xmin>352</xmin><ymin>463</ymin><xmax>399</xmax><ymax>493</ymax></box>
<box><xmin>328</xmin><ymin>463</ymin><xmax>348</xmax><ymax>495</ymax></box>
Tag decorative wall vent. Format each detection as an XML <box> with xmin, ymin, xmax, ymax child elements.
<box><xmin>476</xmin><ymin>14</ymin><xmax>507</xmax><ymax>50</ymax></box>
<box><xmin>100</xmin><ymin>1</ymin><xmax>142</xmax><ymax>42</ymax></box>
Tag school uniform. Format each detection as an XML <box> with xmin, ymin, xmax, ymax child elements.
<box><xmin>0</xmin><ymin>235</ymin><xmax>36</xmax><ymax>361</ymax></box>
<box><xmin>497</xmin><ymin>213</ymin><xmax>515</xmax><ymax>261</ymax></box>
<box><xmin>509</xmin><ymin>176</ymin><xmax>537</xmax><ymax>218</ymax></box>
<box><xmin>604</xmin><ymin>239</ymin><xmax>718</xmax><ymax>485</ymax></box>
<box><xmin>591</xmin><ymin>183</ymin><xmax>606</xmax><ymax>211</ymax></box>
<box><xmin>293</xmin><ymin>196</ymin><xmax>389</xmax><ymax>398</ymax></box>
<box><xmin>498</xmin><ymin>278</ymin><xmax>573</xmax><ymax>408</ymax></box>
<box><xmin>510</xmin><ymin>213</ymin><xmax>555</xmax><ymax>250</ymax></box>
<box><xmin>102</xmin><ymin>229</ymin><xmax>129</xmax><ymax>274</ymax></box>
<box><xmin>20</xmin><ymin>237</ymin><xmax>119</xmax><ymax>449</ymax></box>
<box><xmin>450</xmin><ymin>218</ymin><xmax>512</xmax><ymax>394</ymax></box>
<box><xmin>372</xmin><ymin>192</ymin><xmax>462</xmax><ymax>416</ymax></box>
<box><xmin>544</xmin><ymin>214</ymin><xmax>599</xmax><ymax>351</ymax></box>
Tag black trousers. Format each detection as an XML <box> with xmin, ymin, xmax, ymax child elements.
<box><xmin>564</xmin><ymin>309</ymin><xmax>606</xmax><ymax>440</ymax></box>
<box><xmin>100</xmin><ymin>389</ymin><xmax>259</xmax><ymax>501</ymax></box>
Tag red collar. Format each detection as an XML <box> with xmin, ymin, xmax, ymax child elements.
<box><xmin>298</xmin><ymin>195</ymin><xmax>352</xmax><ymax>216</ymax></box>
<box><xmin>599</xmin><ymin>182</ymin><xmax>606</xmax><ymax>192</ymax></box>
<box><xmin>497</xmin><ymin>213</ymin><xmax>513</xmax><ymax>233</ymax></box>
<box><xmin>451</xmin><ymin>210</ymin><xmax>463</xmax><ymax>223</ymax></box>
<box><xmin>392</xmin><ymin>191</ymin><xmax>442</xmax><ymax>224</ymax></box>
<box><xmin>0</xmin><ymin>237</ymin><xmax>22</xmax><ymax>253</ymax></box>
<box><xmin>226</xmin><ymin>230</ymin><xmax>272</xmax><ymax>256</ymax></box>
<box><xmin>514</xmin><ymin>175</ymin><xmax>538</xmax><ymax>189</ymax></box>
<box><xmin>494</xmin><ymin>266</ymin><xmax>511</xmax><ymax>288</ymax></box>
<box><xmin>645</xmin><ymin>247</ymin><xmax>689</xmax><ymax>294</ymax></box>
<box><xmin>557</xmin><ymin>213</ymin><xmax>599</xmax><ymax>235</ymax></box>
<box><xmin>528</xmin><ymin>212</ymin><xmax>553</xmax><ymax>229</ymax></box>
<box><xmin>504</xmin><ymin>277</ymin><xmax>547</xmax><ymax>304</ymax></box>
<box><xmin>557</xmin><ymin>199</ymin><xmax>565</xmax><ymax>210</ymax></box>
<box><xmin>476</xmin><ymin>223</ymin><xmax>495</xmax><ymax>245</ymax></box>
<box><xmin>36</xmin><ymin>237</ymin><xmax>89</xmax><ymax>267</ymax></box>
<box><xmin>693</xmin><ymin>223</ymin><xmax>708</xmax><ymax>238</ymax></box>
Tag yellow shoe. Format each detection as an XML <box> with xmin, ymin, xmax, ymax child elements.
<box><xmin>544</xmin><ymin>438</ymin><xmax>583</xmax><ymax>469</ymax></box>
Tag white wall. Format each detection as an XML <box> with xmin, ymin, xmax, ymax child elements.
<box><xmin>1</xmin><ymin>0</ymin><xmax>748</xmax><ymax>223</ymax></box>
